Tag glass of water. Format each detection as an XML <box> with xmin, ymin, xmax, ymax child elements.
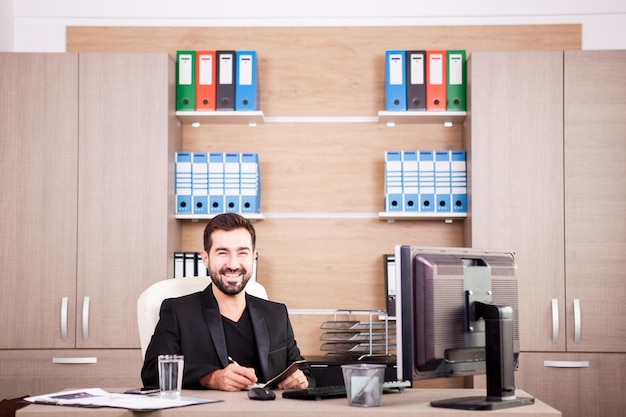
<box><xmin>158</xmin><ymin>354</ymin><xmax>184</xmax><ymax>397</ymax></box>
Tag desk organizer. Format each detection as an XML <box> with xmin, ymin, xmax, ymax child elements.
<box><xmin>319</xmin><ymin>310</ymin><xmax>395</xmax><ymax>360</ymax></box>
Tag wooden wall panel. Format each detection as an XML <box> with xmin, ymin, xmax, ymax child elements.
<box><xmin>182</xmin><ymin>122</ymin><xmax>464</xmax><ymax>212</ymax></box>
<box><xmin>66</xmin><ymin>25</ymin><xmax>581</xmax><ymax>357</ymax></box>
<box><xmin>183</xmin><ymin>218</ymin><xmax>464</xmax><ymax>309</ymax></box>
<box><xmin>67</xmin><ymin>25</ymin><xmax>581</xmax><ymax>116</ymax></box>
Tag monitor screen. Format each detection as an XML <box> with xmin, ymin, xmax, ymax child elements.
<box><xmin>394</xmin><ymin>245</ymin><xmax>533</xmax><ymax>410</ymax></box>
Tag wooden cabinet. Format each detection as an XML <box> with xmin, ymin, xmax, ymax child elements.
<box><xmin>516</xmin><ymin>352</ymin><xmax>626</xmax><ymax>417</ymax></box>
<box><xmin>464</xmin><ymin>51</ymin><xmax>566</xmax><ymax>352</ymax></box>
<box><xmin>0</xmin><ymin>53</ymin><xmax>180</xmax><ymax>398</ymax></box>
<box><xmin>0</xmin><ymin>53</ymin><xmax>80</xmax><ymax>351</ymax></box>
<box><xmin>76</xmin><ymin>53</ymin><xmax>180</xmax><ymax>349</ymax></box>
<box><xmin>465</xmin><ymin>50</ymin><xmax>626</xmax><ymax>417</ymax></box>
<box><xmin>562</xmin><ymin>50</ymin><xmax>626</xmax><ymax>354</ymax></box>
<box><xmin>0</xmin><ymin>350</ymin><xmax>143</xmax><ymax>400</ymax></box>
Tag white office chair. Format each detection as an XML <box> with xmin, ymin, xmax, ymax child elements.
<box><xmin>137</xmin><ymin>277</ymin><xmax>268</xmax><ymax>358</ymax></box>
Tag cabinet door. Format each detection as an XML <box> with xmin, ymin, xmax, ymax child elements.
<box><xmin>464</xmin><ymin>51</ymin><xmax>566</xmax><ymax>352</ymax></box>
<box><xmin>564</xmin><ymin>51</ymin><xmax>626</xmax><ymax>353</ymax></box>
<box><xmin>0</xmin><ymin>53</ymin><xmax>79</xmax><ymax>349</ymax></box>
<box><xmin>515</xmin><ymin>352</ymin><xmax>626</xmax><ymax>417</ymax></box>
<box><xmin>76</xmin><ymin>53</ymin><xmax>180</xmax><ymax>348</ymax></box>
<box><xmin>0</xmin><ymin>349</ymin><xmax>143</xmax><ymax>400</ymax></box>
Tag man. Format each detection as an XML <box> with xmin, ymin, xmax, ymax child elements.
<box><xmin>141</xmin><ymin>213</ymin><xmax>314</xmax><ymax>391</ymax></box>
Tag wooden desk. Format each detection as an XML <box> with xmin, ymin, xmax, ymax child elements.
<box><xmin>18</xmin><ymin>389</ymin><xmax>560</xmax><ymax>417</ymax></box>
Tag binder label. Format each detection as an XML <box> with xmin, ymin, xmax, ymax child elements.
<box><xmin>429</xmin><ymin>54</ymin><xmax>444</xmax><ymax>85</ymax></box>
<box><xmin>388</xmin><ymin>53</ymin><xmax>404</xmax><ymax>85</ymax></box>
<box><xmin>198</xmin><ymin>54</ymin><xmax>213</xmax><ymax>85</ymax></box>
<box><xmin>410</xmin><ymin>53</ymin><xmax>425</xmax><ymax>85</ymax></box>
<box><xmin>219</xmin><ymin>54</ymin><xmax>234</xmax><ymax>84</ymax></box>
<box><xmin>238</xmin><ymin>54</ymin><xmax>253</xmax><ymax>86</ymax></box>
<box><xmin>178</xmin><ymin>54</ymin><xmax>193</xmax><ymax>85</ymax></box>
<box><xmin>449</xmin><ymin>53</ymin><xmax>463</xmax><ymax>85</ymax></box>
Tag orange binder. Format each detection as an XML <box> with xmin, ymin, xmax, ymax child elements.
<box><xmin>196</xmin><ymin>50</ymin><xmax>216</xmax><ymax>110</ymax></box>
<box><xmin>426</xmin><ymin>50</ymin><xmax>446</xmax><ymax>111</ymax></box>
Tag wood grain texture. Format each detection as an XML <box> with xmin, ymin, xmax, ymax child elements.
<box><xmin>0</xmin><ymin>349</ymin><xmax>143</xmax><ymax>400</ymax></box>
<box><xmin>66</xmin><ymin>25</ymin><xmax>581</xmax><ymax>356</ymax></box>
<box><xmin>564</xmin><ymin>50</ymin><xmax>626</xmax><ymax>354</ymax></box>
<box><xmin>0</xmin><ymin>53</ymin><xmax>79</xmax><ymax>349</ymax></box>
<box><xmin>76</xmin><ymin>53</ymin><xmax>181</xmax><ymax>349</ymax></box>
<box><xmin>67</xmin><ymin>25</ymin><xmax>581</xmax><ymax>116</ymax></box>
<box><xmin>464</xmin><ymin>51</ymin><xmax>566</xmax><ymax>353</ymax></box>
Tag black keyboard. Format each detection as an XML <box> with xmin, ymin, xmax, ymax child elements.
<box><xmin>282</xmin><ymin>380</ymin><xmax>410</xmax><ymax>400</ymax></box>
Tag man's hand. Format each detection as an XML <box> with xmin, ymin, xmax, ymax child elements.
<box><xmin>276</xmin><ymin>369</ymin><xmax>309</xmax><ymax>390</ymax></box>
<box><xmin>199</xmin><ymin>363</ymin><xmax>258</xmax><ymax>391</ymax></box>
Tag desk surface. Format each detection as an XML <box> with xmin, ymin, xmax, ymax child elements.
<box><xmin>18</xmin><ymin>388</ymin><xmax>561</xmax><ymax>417</ymax></box>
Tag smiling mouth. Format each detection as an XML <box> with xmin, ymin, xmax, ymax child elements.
<box><xmin>221</xmin><ymin>270</ymin><xmax>245</xmax><ymax>282</ymax></box>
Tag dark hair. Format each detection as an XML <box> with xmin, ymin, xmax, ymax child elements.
<box><xmin>203</xmin><ymin>213</ymin><xmax>256</xmax><ymax>252</ymax></box>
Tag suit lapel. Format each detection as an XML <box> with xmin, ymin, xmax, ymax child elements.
<box><xmin>201</xmin><ymin>284</ymin><xmax>230</xmax><ymax>368</ymax></box>
<box><xmin>247</xmin><ymin>295</ymin><xmax>271</xmax><ymax>380</ymax></box>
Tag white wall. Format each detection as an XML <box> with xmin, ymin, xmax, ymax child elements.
<box><xmin>3</xmin><ymin>0</ymin><xmax>626</xmax><ymax>51</ymax></box>
<box><xmin>0</xmin><ymin>0</ymin><xmax>13</xmax><ymax>51</ymax></box>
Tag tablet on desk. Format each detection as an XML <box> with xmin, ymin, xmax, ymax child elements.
<box><xmin>247</xmin><ymin>360</ymin><xmax>306</xmax><ymax>390</ymax></box>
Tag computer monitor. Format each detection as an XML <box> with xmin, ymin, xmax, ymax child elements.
<box><xmin>394</xmin><ymin>245</ymin><xmax>534</xmax><ymax>410</ymax></box>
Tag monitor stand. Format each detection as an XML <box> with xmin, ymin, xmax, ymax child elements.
<box><xmin>431</xmin><ymin>303</ymin><xmax>535</xmax><ymax>411</ymax></box>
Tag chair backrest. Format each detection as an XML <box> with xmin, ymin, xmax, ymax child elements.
<box><xmin>136</xmin><ymin>277</ymin><xmax>268</xmax><ymax>358</ymax></box>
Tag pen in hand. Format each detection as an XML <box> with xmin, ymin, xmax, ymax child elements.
<box><xmin>228</xmin><ymin>356</ymin><xmax>259</xmax><ymax>389</ymax></box>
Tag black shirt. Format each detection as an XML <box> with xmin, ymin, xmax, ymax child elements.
<box><xmin>222</xmin><ymin>306</ymin><xmax>265</xmax><ymax>382</ymax></box>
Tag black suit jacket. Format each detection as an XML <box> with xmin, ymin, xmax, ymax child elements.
<box><xmin>141</xmin><ymin>284</ymin><xmax>314</xmax><ymax>389</ymax></box>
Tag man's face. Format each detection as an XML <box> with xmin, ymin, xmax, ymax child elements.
<box><xmin>203</xmin><ymin>228</ymin><xmax>254</xmax><ymax>296</ymax></box>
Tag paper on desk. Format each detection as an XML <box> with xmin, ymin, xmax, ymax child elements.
<box><xmin>25</xmin><ymin>388</ymin><xmax>221</xmax><ymax>411</ymax></box>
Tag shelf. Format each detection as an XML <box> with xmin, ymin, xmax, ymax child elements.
<box><xmin>176</xmin><ymin>111</ymin><xmax>466</xmax><ymax>127</ymax></box>
<box><xmin>378</xmin><ymin>212</ymin><xmax>467</xmax><ymax>223</ymax></box>
<box><xmin>263</xmin><ymin>116</ymin><xmax>378</xmax><ymax>123</ymax></box>
<box><xmin>176</xmin><ymin>212</ymin><xmax>465</xmax><ymax>222</ymax></box>
<box><xmin>176</xmin><ymin>110</ymin><xmax>264</xmax><ymax>126</ymax></box>
<box><xmin>377</xmin><ymin>110</ymin><xmax>466</xmax><ymax>126</ymax></box>
<box><xmin>175</xmin><ymin>213</ymin><xmax>265</xmax><ymax>222</ymax></box>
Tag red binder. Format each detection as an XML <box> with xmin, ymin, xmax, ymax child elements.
<box><xmin>196</xmin><ymin>50</ymin><xmax>216</xmax><ymax>110</ymax></box>
<box><xmin>426</xmin><ymin>50</ymin><xmax>447</xmax><ymax>111</ymax></box>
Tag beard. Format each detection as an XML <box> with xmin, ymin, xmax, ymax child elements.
<box><xmin>208</xmin><ymin>266</ymin><xmax>252</xmax><ymax>296</ymax></box>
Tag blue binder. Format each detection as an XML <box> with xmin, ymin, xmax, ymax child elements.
<box><xmin>208</xmin><ymin>152</ymin><xmax>225</xmax><ymax>213</ymax></box>
<box><xmin>418</xmin><ymin>151</ymin><xmax>435</xmax><ymax>212</ymax></box>
<box><xmin>175</xmin><ymin>152</ymin><xmax>192</xmax><ymax>214</ymax></box>
<box><xmin>224</xmin><ymin>152</ymin><xmax>241</xmax><ymax>212</ymax></box>
<box><xmin>235</xmin><ymin>51</ymin><xmax>259</xmax><ymax>111</ymax></box>
<box><xmin>240</xmin><ymin>152</ymin><xmax>261</xmax><ymax>213</ymax></box>
<box><xmin>402</xmin><ymin>150</ymin><xmax>419</xmax><ymax>212</ymax></box>
<box><xmin>191</xmin><ymin>152</ymin><xmax>209</xmax><ymax>214</ymax></box>
<box><xmin>385</xmin><ymin>51</ymin><xmax>407</xmax><ymax>111</ymax></box>
<box><xmin>435</xmin><ymin>150</ymin><xmax>451</xmax><ymax>212</ymax></box>
<box><xmin>385</xmin><ymin>151</ymin><xmax>403</xmax><ymax>212</ymax></box>
<box><xmin>450</xmin><ymin>150</ymin><xmax>467</xmax><ymax>213</ymax></box>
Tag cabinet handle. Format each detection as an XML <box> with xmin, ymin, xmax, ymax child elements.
<box><xmin>60</xmin><ymin>297</ymin><xmax>69</xmax><ymax>341</ymax></box>
<box><xmin>573</xmin><ymin>298</ymin><xmax>581</xmax><ymax>343</ymax></box>
<box><xmin>52</xmin><ymin>357</ymin><xmax>98</xmax><ymax>364</ymax></box>
<box><xmin>551</xmin><ymin>298</ymin><xmax>559</xmax><ymax>344</ymax></box>
<box><xmin>544</xmin><ymin>360</ymin><xmax>589</xmax><ymax>368</ymax></box>
<box><xmin>82</xmin><ymin>296</ymin><xmax>90</xmax><ymax>341</ymax></box>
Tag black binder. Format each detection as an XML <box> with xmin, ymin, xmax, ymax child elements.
<box><xmin>383</xmin><ymin>254</ymin><xmax>396</xmax><ymax>317</ymax></box>
<box><xmin>406</xmin><ymin>50</ymin><xmax>426</xmax><ymax>111</ymax></box>
<box><xmin>216</xmin><ymin>50</ymin><xmax>236</xmax><ymax>110</ymax></box>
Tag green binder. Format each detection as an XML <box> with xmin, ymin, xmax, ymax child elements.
<box><xmin>446</xmin><ymin>50</ymin><xmax>466</xmax><ymax>111</ymax></box>
<box><xmin>176</xmin><ymin>50</ymin><xmax>196</xmax><ymax>110</ymax></box>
